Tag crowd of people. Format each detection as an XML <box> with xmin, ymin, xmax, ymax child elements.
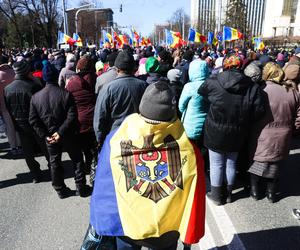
<box><xmin>1</xmin><ymin>43</ymin><xmax>300</xmax><ymax>249</ymax></box>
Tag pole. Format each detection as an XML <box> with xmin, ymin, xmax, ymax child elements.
<box><xmin>62</xmin><ymin>0</ymin><xmax>68</xmax><ymax>34</ymax></box>
<box><xmin>182</xmin><ymin>15</ymin><xmax>185</xmax><ymax>41</ymax></box>
<box><xmin>218</xmin><ymin>0</ymin><xmax>222</xmax><ymax>32</ymax></box>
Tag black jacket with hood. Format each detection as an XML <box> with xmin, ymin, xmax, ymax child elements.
<box><xmin>198</xmin><ymin>69</ymin><xmax>266</xmax><ymax>153</ymax></box>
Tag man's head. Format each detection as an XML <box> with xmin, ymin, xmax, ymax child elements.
<box><xmin>107</xmin><ymin>51</ymin><xmax>119</xmax><ymax>67</ymax></box>
<box><xmin>12</xmin><ymin>60</ymin><xmax>31</xmax><ymax>77</ymax></box>
<box><xmin>114</xmin><ymin>51</ymin><xmax>135</xmax><ymax>75</ymax></box>
<box><xmin>139</xmin><ymin>81</ymin><xmax>177</xmax><ymax>122</ymax></box>
<box><xmin>42</xmin><ymin>61</ymin><xmax>59</xmax><ymax>83</ymax></box>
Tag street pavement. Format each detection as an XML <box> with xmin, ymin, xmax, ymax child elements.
<box><xmin>1</xmin><ymin>136</ymin><xmax>300</xmax><ymax>250</ymax></box>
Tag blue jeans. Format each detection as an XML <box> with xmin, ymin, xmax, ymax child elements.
<box><xmin>116</xmin><ymin>237</ymin><xmax>178</xmax><ymax>250</ymax></box>
<box><xmin>209</xmin><ymin>150</ymin><xmax>238</xmax><ymax>186</ymax></box>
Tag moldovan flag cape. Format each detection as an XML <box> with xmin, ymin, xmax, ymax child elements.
<box><xmin>90</xmin><ymin>113</ymin><xmax>206</xmax><ymax>244</ymax></box>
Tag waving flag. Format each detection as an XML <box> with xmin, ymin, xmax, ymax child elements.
<box><xmin>207</xmin><ymin>32</ymin><xmax>218</xmax><ymax>46</ymax></box>
<box><xmin>223</xmin><ymin>26</ymin><xmax>243</xmax><ymax>41</ymax></box>
<box><xmin>102</xmin><ymin>30</ymin><xmax>112</xmax><ymax>43</ymax></box>
<box><xmin>119</xmin><ymin>35</ymin><xmax>129</xmax><ymax>46</ymax></box>
<box><xmin>72</xmin><ymin>33</ymin><xmax>83</xmax><ymax>47</ymax></box>
<box><xmin>58</xmin><ymin>31</ymin><xmax>76</xmax><ymax>46</ymax></box>
<box><xmin>188</xmin><ymin>28</ymin><xmax>196</xmax><ymax>42</ymax></box>
<box><xmin>188</xmin><ymin>28</ymin><xmax>206</xmax><ymax>43</ymax></box>
<box><xmin>195</xmin><ymin>32</ymin><xmax>206</xmax><ymax>43</ymax></box>
<box><xmin>131</xmin><ymin>26</ymin><xmax>140</xmax><ymax>42</ymax></box>
<box><xmin>112</xmin><ymin>31</ymin><xmax>123</xmax><ymax>47</ymax></box>
<box><xmin>90</xmin><ymin>114</ymin><xmax>206</xmax><ymax>244</ymax></box>
<box><xmin>252</xmin><ymin>37</ymin><xmax>265</xmax><ymax>50</ymax></box>
<box><xmin>165</xmin><ymin>29</ymin><xmax>174</xmax><ymax>46</ymax></box>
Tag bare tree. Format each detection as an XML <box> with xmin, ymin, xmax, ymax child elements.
<box><xmin>0</xmin><ymin>0</ymin><xmax>23</xmax><ymax>46</ymax></box>
<box><xmin>20</xmin><ymin>0</ymin><xmax>59</xmax><ymax>47</ymax></box>
<box><xmin>167</xmin><ymin>8</ymin><xmax>190</xmax><ymax>39</ymax></box>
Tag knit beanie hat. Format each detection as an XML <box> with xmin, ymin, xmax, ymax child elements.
<box><xmin>167</xmin><ymin>69</ymin><xmax>182</xmax><ymax>83</ymax></box>
<box><xmin>76</xmin><ymin>55</ymin><xmax>94</xmax><ymax>72</ymax></box>
<box><xmin>139</xmin><ymin>81</ymin><xmax>177</xmax><ymax>122</ymax></box>
<box><xmin>12</xmin><ymin>60</ymin><xmax>31</xmax><ymax>76</ymax></box>
<box><xmin>145</xmin><ymin>57</ymin><xmax>160</xmax><ymax>73</ymax></box>
<box><xmin>223</xmin><ymin>54</ymin><xmax>243</xmax><ymax>70</ymax></box>
<box><xmin>42</xmin><ymin>61</ymin><xmax>59</xmax><ymax>82</ymax></box>
<box><xmin>114</xmin><ymin>51</ymin><xmax>135</xmax><ymax>72</ymax></box>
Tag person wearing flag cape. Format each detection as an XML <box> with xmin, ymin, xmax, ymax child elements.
<box><xmin>82</xmin><ymin>81</ymin><xmax>206</xmax><ymax>249</ymax></box>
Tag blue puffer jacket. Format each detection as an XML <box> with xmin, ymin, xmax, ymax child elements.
<box><xmin>178</xmin><ymin>59</ymin><xmax>209</xmax><ymax>140</ymax></box>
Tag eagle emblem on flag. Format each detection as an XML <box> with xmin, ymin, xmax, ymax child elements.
<box><xmin>119</xmin><ymin>134</ymin><xmax>183</xmax><ymax>203</ymax></box>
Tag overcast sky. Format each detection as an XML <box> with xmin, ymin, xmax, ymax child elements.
<box><xmin>68</xmin><ymin>0</ymin><xmax>191</xmax><ymax>36</ymax></box>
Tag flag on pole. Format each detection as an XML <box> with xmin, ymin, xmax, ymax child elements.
<box><xmin>207</xmin><ymin>32</ymin><xmax>218</xmax><ymax>46</ymax></box>
<box><xmin>72</xmin><ymin>33</ymin><xmax>83</xmax><ymax>47</ymax></box>
<box><xmin>131</xmin><ymin>26</ymin><xmax>140</xmax><ymax>42</ymax></box>
<box><xmin>252</xmin><ymin>37</ymin><xmax>265</xmax><ymax>50</ymax></box>
<box><xmin>188</xmin><ymin>28</ymin><xmax>196</xmax><ymax>42</ymax></box>
<box><xmin>102</xmin><ymin>30</ymin><xmax>112</xmax><ymax>43</ymax></box>
<box><xmin>223</xmin><ymin>26</ymin><xmax>243</xmax><ymax>41</ymax></box>
<box><xmin>188</xmin><ymin>28</ymin><xmax>206</xmax><ymax>43</ymax></box>
<box><xmin>165</xmin><ymin>29</ymin><xmax>174</xmax><ymax>46</ymax></box>
<box><xmin>58</xmin><ymin>31</ymin><xmax>76</xmax><ymax>46</ymax></box>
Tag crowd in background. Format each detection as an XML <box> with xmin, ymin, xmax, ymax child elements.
<box><xmin>1</xmin><ymin>43</ymin><xmax>300</xmax><ymax>249</ymax></box>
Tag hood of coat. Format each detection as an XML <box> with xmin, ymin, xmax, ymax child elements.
<box><xmin>66</xmin><ymin>61</ymin><xmax>76</xmax><ymax>71</ymax></box>
<box><xmin>188</xmin><ymin>59</ymin><xmax>209</xmax><ymax>82</ymax></box>
<box><xmin>217</xmin><ymin>69</ymin><xmax>252</xmax><ymax>94</ymax></box>
<box><xmin>284</xmin><ymin>64</ymin><xmax>300</xmax><ymax>82</ymax></box>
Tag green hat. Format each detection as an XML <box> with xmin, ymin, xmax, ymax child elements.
<box><xmin>145</xmin><ymin>57</ymin><xmax>160</xmax><ymax>73</ymax></box>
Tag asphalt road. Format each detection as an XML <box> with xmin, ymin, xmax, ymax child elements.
<box><xmin>1</xmin><ymin>136</ymin><xmax>300</xmax><ymax>250</ymax></box>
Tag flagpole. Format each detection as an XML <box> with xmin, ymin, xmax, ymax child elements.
<box><xmin>62</xmin><ymin>0</ymin><xmax>68</xmax><ymax>35</ymax></box>
<box><xmin>182</xmin><ymin>15</ymin><xmax>185</xmax><ymax>41</ymax></box>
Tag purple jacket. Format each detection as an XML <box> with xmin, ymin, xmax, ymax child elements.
<box><xmin>250</xmin><ymin>81</ymin><xmax>300</xmax><ymax>162</ymax></box>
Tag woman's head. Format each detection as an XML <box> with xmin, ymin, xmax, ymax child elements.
<box><xmin>262</xmin><ymin>62</ymin><xmax>284</xmax><ymax>83</ymax></box>
<box><xmin>223</xmin><ymin>54</ymin><xmax>243</xmax><ymax>70</ymax></box>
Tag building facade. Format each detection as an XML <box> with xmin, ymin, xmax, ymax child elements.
<box><xmin>66</xmin><ymin>8</ymin><xmax>113</xmax><ymax>45</ymax></box>
<box><xmin>244</xmin><ymin>0</ymin><xmax>266</xmax><ymax>35</ymax></box>
<box><xmin>191</xmin><ymin>0</ymin><xmax>300</xmax><ymax>38</ymax></box>
<box><xmin>263</xmin><ymin>0</ymin><xmax>300</xmax><ymax>38</ymax></box>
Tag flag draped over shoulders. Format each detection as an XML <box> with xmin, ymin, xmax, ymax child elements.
<box><xmin>90</xmin><ymin>113</ymin><xmax>206</xmax><ymax>244</ymax></box>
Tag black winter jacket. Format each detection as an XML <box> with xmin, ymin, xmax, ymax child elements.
<box><xmin>4</xmin><ymin>75</ymin><xmax>42</xmax><ymax>132</ymax></box>
<box><xmin>93</xmin><ymin>74</ymin><xmax>147</xmax><ymax>144</ymax></box>
<box><xmin>198</xmin><ymin>69</ymin><xmax>266</xmax><ymax>153</ymax></box>
<box><xmin>29</xmin><ymin>83</ymin><xmax>79</xmax><ymax>139</ymax></box>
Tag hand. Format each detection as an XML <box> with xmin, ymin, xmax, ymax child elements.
<box><xmin>47</xmin><ymin>132</ymin><xmax>61</xmax><ymax>144</ymax></box>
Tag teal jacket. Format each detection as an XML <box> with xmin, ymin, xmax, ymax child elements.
<box><xmin>178</xmin><ymin>59</ymin><xmax>209</xmax><ymax>140</ymax></box>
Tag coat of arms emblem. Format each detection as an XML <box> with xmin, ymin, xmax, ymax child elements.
<box><xmin>119</xmin><ymin>134</ymin><xmax>183</xmax><ymax>203</ymax></box>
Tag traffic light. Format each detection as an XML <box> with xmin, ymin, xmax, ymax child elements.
<box><xmin>120</xmin><ymin>4</ymin><xmax>122</xmax><ymax>12</ymax></box>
